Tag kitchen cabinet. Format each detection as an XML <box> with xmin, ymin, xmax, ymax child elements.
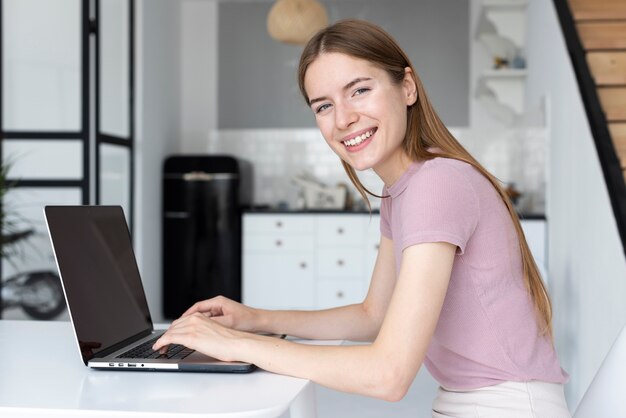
<box><xmin>242</xmin><ymin>213</ymin><xmax>379</xmax><ymax>310</ymax></box>
<box><xmin>242</xmin><ymin>212</ymin><xmax>547</xmax><ymax>310</ymax></box>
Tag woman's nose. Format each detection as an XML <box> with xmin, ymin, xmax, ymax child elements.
<box><xmin>335</xmin><ymin>104</ymin><xmax>358</xmax><ymax>130</ymax></box>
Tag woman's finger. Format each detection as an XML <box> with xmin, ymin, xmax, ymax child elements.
<box><xmin>181</xmin><ymin>301</ymin><xmax>205</xmax><ymax>317</ymax></box>
<box><xmin>153</xmin><ymin>323</ymin><xmax>194</xmax><ymax>351</ymax></box>
<box><xmin>182</xmin><ymin>298</ymin><xmax>226</xmax><ymax>318</ymax></box>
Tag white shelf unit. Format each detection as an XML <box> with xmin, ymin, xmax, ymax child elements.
<box><xmin>477</xmin><ymin>68</ymin><xmax>527</xmax><ymax>123</ymax></box>
<box><xmin>475</xmin><ymin>0</ymin><xmax>528</xmax><ymax>124</ymax></box>
<box><xmin>479</xmin><ymin>0</ymin><xmax>527</xmax><ymax>50</ymax></box>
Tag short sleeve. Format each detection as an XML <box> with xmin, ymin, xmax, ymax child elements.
<box><xmin>399</xmin><ymin>161</ymin><xmax>479</xmax><ymax>254</ymax></box>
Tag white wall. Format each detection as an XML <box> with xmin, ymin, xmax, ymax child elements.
<box><xmin>134</xmin><ymin>0</ymin><xmax>181</xmax><ymax>323</ymax></box>
<box><xmin>525</xmin><ymin>0</ymin><xmax>626</xmax><ymax>409</ymax></box>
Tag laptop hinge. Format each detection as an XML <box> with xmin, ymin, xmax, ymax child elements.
<box><xmin>92</xmin><ymin>328</ymin><xmax>155</xmax><ymax>360</ymax></box>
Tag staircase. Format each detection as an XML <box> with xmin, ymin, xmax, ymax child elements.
<box><xmin>554</xmin><ymin>0</ymin><xmax>626</xmax><ymax>255</ymax></box>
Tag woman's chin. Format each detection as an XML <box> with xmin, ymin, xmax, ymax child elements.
<box><xmin>337</xmin><ymin>148</ymin><xmax>381</xmax><ymax>171</ymax></box>
<box><xmin>353</xmin><ymin>164</ymin><xmax>374</xmax><ymax>172</ymax></box>
<box><xmin>347</xmin><ymin>162</ymin><xmax>376</xmax><ymax>172</ymax></box>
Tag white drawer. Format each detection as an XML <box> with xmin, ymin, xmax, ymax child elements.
<box><xmin>363</xmin><ymin>214</ymin><xmax>380</xmax><ymax>239</ymax></box>
<box><xmin>316</xmin><ymin>279</ymin><xmax>366</xmax><ymax>309</ymax></box>
<box><xmin>316</xmin><ymin>248</ymin><xmax>365</xmax><ymax>278</ymax></box>
<box><xmin>243</xmin><ymin>252</ymin><xmax>315</xmax><ymax>309</ymax></box>
<box><xmin>244</xmin><ymin>233</ymin><xmax>314</xmax><ymax>252</ymax></box>
<box><xmin>244</xmin><ymin>214</ymin><xmax>315</xmax><ymax>234</ymax></box>
<box><xmin>243</xmin><ymin>213</ymin><xmax>381</xmax><ymax>310</ymax></box>
<box><xmin>364</xmin><ymin>216</ymin><xmax>381</xmax><ymax>276</ymax></box>
<box><xmin>316</xmin><ymin>215</ymin><xmax>365</xmax><ymax>247</ymax></box>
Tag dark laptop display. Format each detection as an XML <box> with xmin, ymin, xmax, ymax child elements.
<box><xmin>45</xmin><ymin>206</ymin><xmax>152</xmax><ymax>363</ymax></box>
<box><xmin>44</xmin><ymin>205</ymin><xmax>253</xmax><ymax>372</ymax></box>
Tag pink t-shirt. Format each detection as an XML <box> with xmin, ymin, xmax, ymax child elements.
<box><xmin>380</xmin><ymin>157</ymin><xmax>568</xmax><ymax>389</ymax></box>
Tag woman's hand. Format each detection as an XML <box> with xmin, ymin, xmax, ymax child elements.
<box><xmin>152</xmin><ymin>312</ymin><xmax>243</xmax><ymax>361</ymax></box>
<box><xmin>179</xmin><ymin>296</ymin><xmax>264</xmax><ymax>333</ymax></box>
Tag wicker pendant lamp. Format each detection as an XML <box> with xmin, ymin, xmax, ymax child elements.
<box><xmin>267</xmin><ymin>0</ymin><xmax>329</xmax><ymax>45</ymax></box>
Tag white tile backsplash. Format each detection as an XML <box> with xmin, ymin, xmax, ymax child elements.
<box><xmin>207</xmin><ymin>129</ymin><xmax>384</xmax><ymax>209</ymax></box>
<box><xmin>206</xmin><ymin>127</ymin><xmax>546</xmax><ymax>213</ymax></box>
<box><xmin>454</xmin><ymin>127</ymin><xmax>547</xmax><ymax>214</ymax></box>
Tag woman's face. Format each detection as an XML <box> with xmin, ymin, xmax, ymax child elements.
<box><xmin>304</xmin><ymin>52</ymin><xmax>417</xmax><ymax>184</ymax></box>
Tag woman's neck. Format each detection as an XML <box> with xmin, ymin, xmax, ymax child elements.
<box><xmin>373</xmin><ymin>150</ymin><xmax>414</xmax><ymax>187</ymax></box>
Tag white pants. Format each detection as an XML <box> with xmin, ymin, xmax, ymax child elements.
<box><xmin>432</xmin><ymin>381</ymin><xmax>571</xmax><ymax>418</ymax></box>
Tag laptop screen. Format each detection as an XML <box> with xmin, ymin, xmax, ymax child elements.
<box><xmin>45</xmin><ymin>206</ymin><xmax>152</xmax><ymax>363</ymax></box>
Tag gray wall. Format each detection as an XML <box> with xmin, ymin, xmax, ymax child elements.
<box><xmin>218</xmin><ymin>0</ymin><xmax>469</xmax><ymax>129</ymax></box>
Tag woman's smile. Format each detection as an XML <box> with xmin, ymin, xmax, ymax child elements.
<box><xmin>342</xmin><ymin>127</ymin><xmax>377</xmax><ymax>151</ymax></box>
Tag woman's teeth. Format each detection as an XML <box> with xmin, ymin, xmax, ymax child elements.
<box><xmin>344</xmin><ymin>129</ymin><xmax>374</xmax><ymax>147</ymax></box>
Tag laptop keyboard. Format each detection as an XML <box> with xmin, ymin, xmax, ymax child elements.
<box><xmin>116</xmin><ymin>336</ymin><xmax>194</xmax><ymax>360</ymax></box>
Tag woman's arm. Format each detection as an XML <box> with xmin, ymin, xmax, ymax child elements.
<box><xmin>154</xmin><ymin>241</ymin><xmax>455</xmax><ymax>401</ymax></box>
<box><xmin>178</xmin><ymin>235</ymin><xmax>398</xmax><ymax>342</ymax></box>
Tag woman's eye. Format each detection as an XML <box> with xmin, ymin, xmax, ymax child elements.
<box><xmin>315</xmin><ymin>103</ymin><xmax>331</xmax><ymax>114</ymax></box>
<box><xmin>354</xmin><ymin>87</ymin><xmax>370</xmax><ymax>96</ymax></box>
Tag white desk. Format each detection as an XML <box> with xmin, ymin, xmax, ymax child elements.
<box><xmin>0</xmin><ymin>320</ymin><xmax>320</xmax><ymax>417</ymax></box>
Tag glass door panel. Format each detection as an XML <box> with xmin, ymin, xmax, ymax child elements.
<box><xmin>99</xmin><ymin>143</ymin><xmax>130</xmax><ymax>219</ymax></box>
<box><xmin>2</xmin><ymin>140</ymin><xmax>83</xmax><ymax>180</ymax></box>
<box><xmin>0</xmin><ymin>0</ymin><xmax>134</xmax><ymax>320</ymax></box>
<box><xmin>1</xmin><ymin>0</ymin><xmax>82</xmax><ymax>132</ymax></box>
<box><xmin>99</xmin><ymin>0</ymin><xmax>130</xmax><ymax>138</ymax></box>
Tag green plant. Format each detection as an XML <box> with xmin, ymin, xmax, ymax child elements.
<box><xmin>0</xmin><ymin>161</ymin><xmax>65</xmax><ymax>320</ymax></box>
<box><xmin>0</xmin><ymin>162</ymin><xmax>33</xmax><ymax>261</ymax></box>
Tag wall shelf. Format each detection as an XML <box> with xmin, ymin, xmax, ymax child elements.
<box><xmin>478</xmin><ymin>0</ymin><xmax>528</xmax><ymax>51</ymax></box>
<box><xmin>478</xmin><ymin>69</ymin><xmax>526</xmax><ymax>115</ymax></box>
<box><xmin>482</xmin><ymin>68</ymin><xmax>527</xmax><ymax>78</ymax></box>
<box><xmin>475</xmin><ymin>0</ymin><xmax>528</xmax><ymax>125</ymax></box>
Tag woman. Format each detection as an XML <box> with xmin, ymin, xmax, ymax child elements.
<box><xmin>154</xmin><ymin>19</ymin><xmax>570</xmax><ymax>416</ymax></box>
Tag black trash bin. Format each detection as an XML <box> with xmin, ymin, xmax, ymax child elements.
<box><xmin>162</xmin><ymin>155</ymin><xmax>244</xmax><ymax>319</ymax></box>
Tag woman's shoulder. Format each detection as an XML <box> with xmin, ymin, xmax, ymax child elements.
<box><xmin>423</xmin><ymin>156</ymin><xmax>474</xmax><ymax>173</ymax></box>
<box><xmin>399</xmin><ymin>157</ymin><xmax>480</xmax><ymax>208</ymax></box>
<box><xmin>409</xmin><ymin>156</ymin><xmax>478</xmax><ymax>188</ymax></box>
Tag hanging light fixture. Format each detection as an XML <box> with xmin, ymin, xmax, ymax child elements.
<box><xmin>267</xmin><ymin>0</ymin><xmax>329</xmax><ymax>45</ymax></box>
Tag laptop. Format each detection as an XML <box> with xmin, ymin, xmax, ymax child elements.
<box><xmin>44</xmin><ymin>205</ymin><xmax>254</xmax><ymax>373</ymax></box>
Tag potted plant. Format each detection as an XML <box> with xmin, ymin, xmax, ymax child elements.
<box><xmin>0</xmin><ymin>162</ymin><xmax>34</xmax><ymax>256</ymax></box>
<box><xmin>0</xmin><ymin>162</ymin><xmax>66</xmax><ymax>320</ymax></box>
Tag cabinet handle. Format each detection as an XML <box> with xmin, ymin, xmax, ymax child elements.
<box><xmin>275</xmin><ymin>240</ymin><xmax>283</xmax><ymax>247</ymax></box>
<box><xmin>299</xmin><ymin>262</ymin><xmax>307</xmax><ymax>269</ymax></box>
<box><xmin>337</xmin><ymin>227</ymin><xmax>344</xmax><ymax>235</ymax></box>
<box><xmin>276</xmin><ymin>221</ymin><xmax>283</xmax><ymax>228</ymax></box>
<box><xmin>336</xmin><ymin>291</ymin><xmax>344</xmax><ymax>299</ymax></box>
<box><xmin>375</xmin><ymin>244</ymin><xmax>380</xmax><ymax>250</ymax></box>
<box><xmin>337</xmin><ymin>259</ymin><xmax>344</xmax><ymax>267</ymax></box>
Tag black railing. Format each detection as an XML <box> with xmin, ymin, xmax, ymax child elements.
<box><xmin>553</xmin><ymin>0</ymin><xmax>626</xmax><ymax>257</ymax></box>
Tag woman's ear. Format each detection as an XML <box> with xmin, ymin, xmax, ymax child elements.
<box><xmin>403</xmin><ymin>67</ymin><xmax>418</xmax><ymax>106</ymax></box>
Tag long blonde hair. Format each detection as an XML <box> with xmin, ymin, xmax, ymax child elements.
<box><xmin>298</xmin><ymin>19</ymin><xmax>553</xmax><ymax>338</ymax></box>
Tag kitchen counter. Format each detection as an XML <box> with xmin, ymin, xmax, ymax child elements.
<box><xmin>244</xmin><ymin>207</ymin><xmax>379</xmax><ymax>215</ymax></box>
<box><xmin>243</xmin><ymin>206</ymin><xmax>544</xmax><ymax>220</ymax></box>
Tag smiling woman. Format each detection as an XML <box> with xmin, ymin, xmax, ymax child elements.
<box><xmin>156</xmin><ymin>18</ymin><xmax>571</xmax><ymax>417</ymax></box>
